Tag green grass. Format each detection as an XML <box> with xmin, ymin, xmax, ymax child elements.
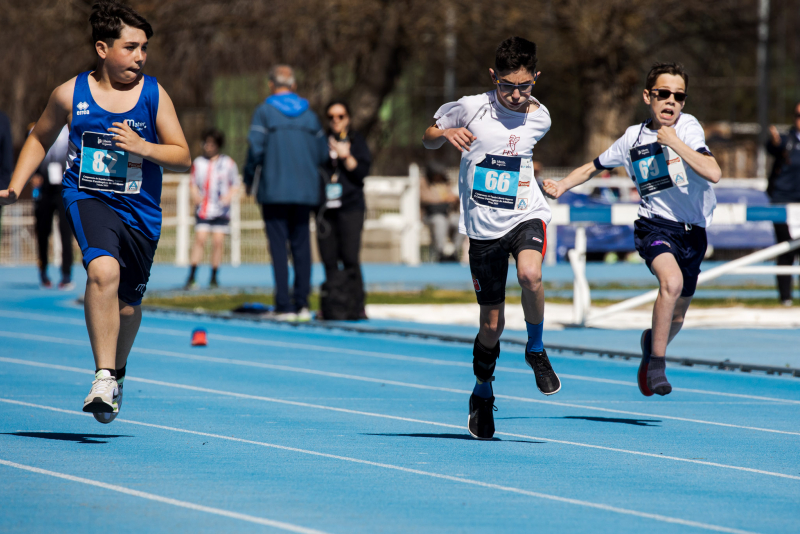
<box><xmin>144</xmin><ymin>289</ymin><xmax>793</xmax><ymax>312</ymax></box>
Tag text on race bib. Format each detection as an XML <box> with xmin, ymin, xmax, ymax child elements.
<box><xmin>471</xmin><ymin>154</ymin><xmax>534</xmax><ymax>211</ymax></box>
<box><xmin>79</xmin><ymin>132</ymin><xmax>143</xmax><ymax>194</ymax></box>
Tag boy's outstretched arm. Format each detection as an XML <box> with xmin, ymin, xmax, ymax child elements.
<box><xmin>108</xmin><ymin>84</ymin><xmax>191</xmax><ymax>173</ymax></box>
<box><xmin>542</xmin><ymin>161</ymin><xmax>605</xmax><ymax>199</ymax></box>
<box><xmin>0</xmin><ymin>82</ymin><xmax>72</xmax><ymax>205</ymax></box>
<box><xmin>423</xmin><ymin>124</ymin><xmax>476</xmax><ymax>152</ymax></box>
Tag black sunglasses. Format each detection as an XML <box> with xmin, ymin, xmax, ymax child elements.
<box><xmin>651</xmin><ymin>89</ymin><xmax>687</xmax><ymax>102</ymax></box>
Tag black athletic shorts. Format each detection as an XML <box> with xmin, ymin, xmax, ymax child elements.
<box><xmin>468</xmin><ymin>219</ymin><xmax>547</xmax><ymax>306</ymax></box>
<box><xmin>67</xmin><ymin>198</ymin><xmax>158</xmax><ymax>306</ymax></box>
<box><xmin>634</xmin><ymin>216</ymin><xmax>707</xmax><ymax>297</ymax></box>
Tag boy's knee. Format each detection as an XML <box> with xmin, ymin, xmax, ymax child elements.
<box><xmin>87</xmin><ymin>259</ymin><xmax>119</xmax><ymax>289</ymax></box>
<box><xmin>119</xmin><ymin>303</ymin><xmax>138</xmax><ymax>318</ymax></box>
<box><xmin>660</xmin><ymin>275</ymin><xmax>683</xmax><ymax>299</ymax></box>
<box><xmin>517</xmin><ymin>265</ymin><xmax>542</xmax><ymax>292</ymax></box>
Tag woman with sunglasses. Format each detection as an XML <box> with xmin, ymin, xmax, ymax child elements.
<box><xmin>544</xmin><ymin>62</ymin><xmax>722</xmax><ymax>399</ymax></box>
<box><xmin>317</xmin><ymin>101</ymin><xmax>372</xmax><ymax>320</ymax></box>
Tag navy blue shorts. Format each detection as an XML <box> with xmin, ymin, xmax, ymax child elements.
<box><xmin>468</xmin><ymin>219</ymin><xmax>547</xmax><ymax>306</ymax></box>
<box><xmin>67</xmin><ymin>198</ymin><xmax>158</xmax><ymax>306</ymax></box>
<box><xmin>634</xmin><ymin>216</ymin><xmax>707</xmax><ymax>297</ymax></box>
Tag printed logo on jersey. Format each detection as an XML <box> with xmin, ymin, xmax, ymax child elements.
<box><xmin>517</xmin><ymin>199</ymin><xmax>528</xmax><ymax>210</ymax></box>
<box><xmin>127</xmin><ymin>181</ymin><xmax>141</xmax><ymax>192</ymax></box>
<box><xmin>651</xmin><ymin>240</ymin><xmax>671</xmax><ymax>248</ymax></box>
<box><xmin>124</xmin><ymin>119</ymin><xmax>147</xmax><ymax>131</ymax></box>
<box><xmin>76</xmin><ymin>102</ymin><xmax>90</xmax><ymax>116</ymax></box>
<box><xmin>472</xmin><ymin>278</ymin><xmax>481</xmax><ymax>292</ymax></box>
<box><xmin>502</xmin><ymin>135</ymin><xmax>520</xmax><ymax>156</ymax></box>
<box><xmin>531</xmin><ymin>236</ymin><xmax>542</xmax><ymax>243</ymax></box>
<box><xmin>518</xmin><ymin>180</ymin><xmax>530</xmax><ymax>187</ymax></box>
<box><xmin>135</xmin><ymin>283</ymin><xmax>147</xmax><ymax>293</ymax></box>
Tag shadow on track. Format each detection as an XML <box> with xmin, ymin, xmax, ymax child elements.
<box><xmin>362</xmin><ymin>433</ymin><xmax>544</xmax><ymax>444</ymax></box>
<box><xmin>2</xmin><ymin>432</ymin><xmax>133</xmax><ymax>444</ymax></box>
<box><xmin>495</xmin><ymin>416</ymin><xmax>661</xmax><ymax>427</ymax></box>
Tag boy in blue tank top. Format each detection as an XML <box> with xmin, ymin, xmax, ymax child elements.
<box><xmin>0</xmin><ymin>0</ymin><xmax>191</xmax><ymax>423</ymax></box>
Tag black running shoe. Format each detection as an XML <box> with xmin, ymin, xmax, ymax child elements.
<box><xmin>525</xmin><ymin>348</ymin><xmax>561</xmax><ymax>395</ymax></box>
<box><xmin>468</xmin><ymin>393</ymin><xmax>496</xmax><ymax>440</ymax></box>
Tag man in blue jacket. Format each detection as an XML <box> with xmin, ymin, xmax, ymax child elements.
<box><xmin>244</xmin><ymin>65</ymin><xmax>327</xmax><ymax>320</ymax></box>
<box><xmin>767</xmin><ymin>101</ymin><xmax>800</xmax><ymax>306</ymax></box>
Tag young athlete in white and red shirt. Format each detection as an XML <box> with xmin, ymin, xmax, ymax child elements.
<box><xmin>185</xmin><ymin>128</ymin><xmax>240</xmax><ymax>289</ymax></box>
<box><xmin>424</xmin><ymin>37</ymin><xmax>560</xmax><ymax>440</ymax></box>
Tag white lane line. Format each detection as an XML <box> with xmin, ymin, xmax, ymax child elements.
<box><xmin>128</xmin><ymin>347</ymin><xmax>800</xmax><ymax>436</ymax></box>
<box><xmin>1</xmin><ymin>334</ymin><xmax>798</xmax><ymax>437</ymax></box>
<box><xmin>0</xmin><ymin>402</ymin><xmax>763</xmax><ymax>533</ymax></box>
<box><xmin>3</xmin><ymin>378</ymin><xmax>800</xmax><ymax>483</ymax></box>
<box><xmin>0</xmin><ymin>458</ymin><xmax>330</xmax><ymax>534</ymax></box>
<box><xmin>0</xmin><ymin>309</ymin><xmax>797</xmax><ymax>406</ymax></box>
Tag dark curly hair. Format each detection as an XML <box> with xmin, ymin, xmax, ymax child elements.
<box><xmin>646</xmin><ymin>62</ymin><xmax>688</xmax><ymax>92</ymax></box>
<box><xmin>90</xmin><ymin>0</ymin><xmax>153</xmax><ymax>46</ymax></box>
<box><xmin>495</xmin><ymin>37</ymin><xmax>537</xmax><ymax>75</ymax></box>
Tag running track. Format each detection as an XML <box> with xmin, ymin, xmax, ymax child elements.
<box><xmin>1</xmin><ymin>288</ymin><xmax>799</xmax><ymax>533</ymax></box>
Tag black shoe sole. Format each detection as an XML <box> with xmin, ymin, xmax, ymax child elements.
<box><xmin>82</xmin><ymin>398</ymin><xmax>115</xmax><ymax>413</ymax></box>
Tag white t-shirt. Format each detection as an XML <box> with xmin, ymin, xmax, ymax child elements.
<box><xmin>192</xmin><ymin>154</ymin><xmax>239</xmax><ymax>220</ymax></box>
<box><xmin>595</xmin><ymin>113</ymin><xmax>716</xmax><ymax>227</ymax></box>
<box><xmin>434</xmin><ymin>91</ymin><xmax>552</xmax><ymax>239</ymax></box>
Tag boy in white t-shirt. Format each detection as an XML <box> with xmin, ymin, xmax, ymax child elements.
<box><xmin>544</xmin><ymin>63</ymin><xmax>722</xmax><ymax>397</ymax></box>
<box><xmin>185</xmin><ymin>128</ymin><xmax>240</xmax><ymax>289</ymax></box>
<box><xmin>423</xmin><ymin>37</ymin><xmax>561</xmax><ymax>440</ymax></box>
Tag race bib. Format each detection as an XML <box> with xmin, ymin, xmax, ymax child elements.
<box><xmin>630</xmin><ymin>143</ymin><xmax>689</xmax><ymax>197</ymax></box>
<box><xmin>470</xmin><ymin>154</ymin><xmax>534</xmax><ymax>211</ymax></box>
<box><xmin>79</xmin><ymin>132</ymin><xmax>142</xmax><ymax>194</ymax></box>
<box><xmin>325</xmin><ymin>183</ymin><xmax>343</xmax><ymax>209</ymax></box>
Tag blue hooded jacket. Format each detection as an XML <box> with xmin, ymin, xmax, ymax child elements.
<box><xmin>243</xmin><ymin>93</ymin><xmax>328</xmax><ymax>205</ymax></box>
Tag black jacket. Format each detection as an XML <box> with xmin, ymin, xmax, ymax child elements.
<box><xmin>767</xmin><ymin>128</ymin><xmax>800</xmax><ymax>203</ymax></box>
<box><xmin>323</xmin><ymin>131</ymin><xmax>372</xmax><ymax>212</ymax></box>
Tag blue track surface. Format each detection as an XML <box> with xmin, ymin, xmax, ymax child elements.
<box><xmin>1</xmin><ymin>281</ymin><xmax>799</xmax><ymax>533</ymax></box>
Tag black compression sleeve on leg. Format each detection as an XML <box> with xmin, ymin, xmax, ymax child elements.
<box><xmin>473</xmin><ymin>335</ymin><xmax>500</xmax><ymax>381</ymax></box>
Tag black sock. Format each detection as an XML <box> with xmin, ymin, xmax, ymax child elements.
<box><xmin>116</xmin><ymin>365</ymin><xmax>126</xmax><ymax>385</ymax></box>
<box><xmin>211</xmin><ymin>268</ymin><xmax>218</xmax><ymax>283</ymax></box>
<box><xmin>187</xmin><ymin>265</ymin><xmax>197</xmax><ymax>283</ymax></box>
<box><xmin>96</xmin><ymin>368</ymin><xmax>116</xmax><ymax>378</ymax></box>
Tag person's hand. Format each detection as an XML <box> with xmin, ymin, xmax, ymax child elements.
<box><xmin>108</xmin><ymin>121</ymin><xmax>149</xmax><ymax>157</ymax></box>
<box><xmin>542</xmin><ymin>179</ymin><xmax>565</xmax><ymax>199</ymax></box>
<box><xmin>656</xmin><ymin>125</ymin><xmax>679</xmax><ymax>148</ymax></box>
<box><xmin>443</xmin><ymin>128</ymin><xmax>476</xmax><ymax>152</ymax></box>
<box><xmin>0</xmin><ymin>188</ymin><xmax>18</xmax><ymax>206</ymax></box>
<box><xmin>769</xmin><ymin>125</ymin><xmax>782</xmax><ymax>146</ymax></box>
<box><xmin>328</xmin><ymin>137</ymin><xmax>351</xmax><ymax>160</ymax></box>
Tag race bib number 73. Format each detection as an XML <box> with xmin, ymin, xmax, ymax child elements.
<box><xmin>79</xmin><ymin>132</ymin><xmax>142</xmax><ymax>194</ymax></box>
<box><xmin>471</xmin><ymin>154</ymin><xmax>534</xmax><ymax>211</ymax></box>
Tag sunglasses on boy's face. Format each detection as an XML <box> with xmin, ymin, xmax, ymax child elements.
<box><xmin>650</xmin><ymin>89</ymin><xmax>687</xmax><ymax>102</ymax></box>
<box><xmin>493</xmin><ymin>73</ymin><xmax>539</xmax><ymax>96</ymax></box>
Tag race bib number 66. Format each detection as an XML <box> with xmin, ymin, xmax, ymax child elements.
<box><xmin>471</xmin><ymin>154</ymin><xmax>534</xmax><ymax>211</ymax></box>
<box><xmin>79</xmin><ymin>131</ymin><xmax>142</xmax><ymax>194</ymax></box>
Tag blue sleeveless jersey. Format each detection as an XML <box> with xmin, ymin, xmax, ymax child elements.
<box><xmin>63</xmin><ymin>71</ymin><xmax>162</xmax><ymax>240</ymax></box>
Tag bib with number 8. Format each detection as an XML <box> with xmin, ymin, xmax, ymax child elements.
<box><xmin>79</xmin><ymin>131</ymin><xmax>143</xmax><ymax>194</ymax></box>
<box><xmin>470</xmin><ymin>154</ymin><xmax>534</xmax><ymax>211</ymax></box>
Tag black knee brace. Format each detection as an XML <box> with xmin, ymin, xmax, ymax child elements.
<box><xmin>473</xmin><ymin>335</ymin><xmax>500</xmax><ymax>382</ymax></box>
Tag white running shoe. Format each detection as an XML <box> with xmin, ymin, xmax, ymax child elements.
<box><xmin>294</xmin><ymin>308</ymin><xmax>312</xmax><ymax>323</ymax></box>
<box><xmin>93</xmin><ymin>376</ymin><xmax>123</xmax><ymax>424</ymax></box>
<box><xmin>83</xmin><ymin>370</ymin><xmax>120</xmax><ymax>420</ymax></box>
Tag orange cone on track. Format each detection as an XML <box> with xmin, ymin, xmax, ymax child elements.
<box><xmin>191</xmin><ymin>328</ymin><xmax>208</xmax><ymax>347</ymax></box>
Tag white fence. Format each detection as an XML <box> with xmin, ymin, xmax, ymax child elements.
<box><xmin>0</xmin><ymin>164</ymin><xmax>423</xmax><ymax>267</ymax></box>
